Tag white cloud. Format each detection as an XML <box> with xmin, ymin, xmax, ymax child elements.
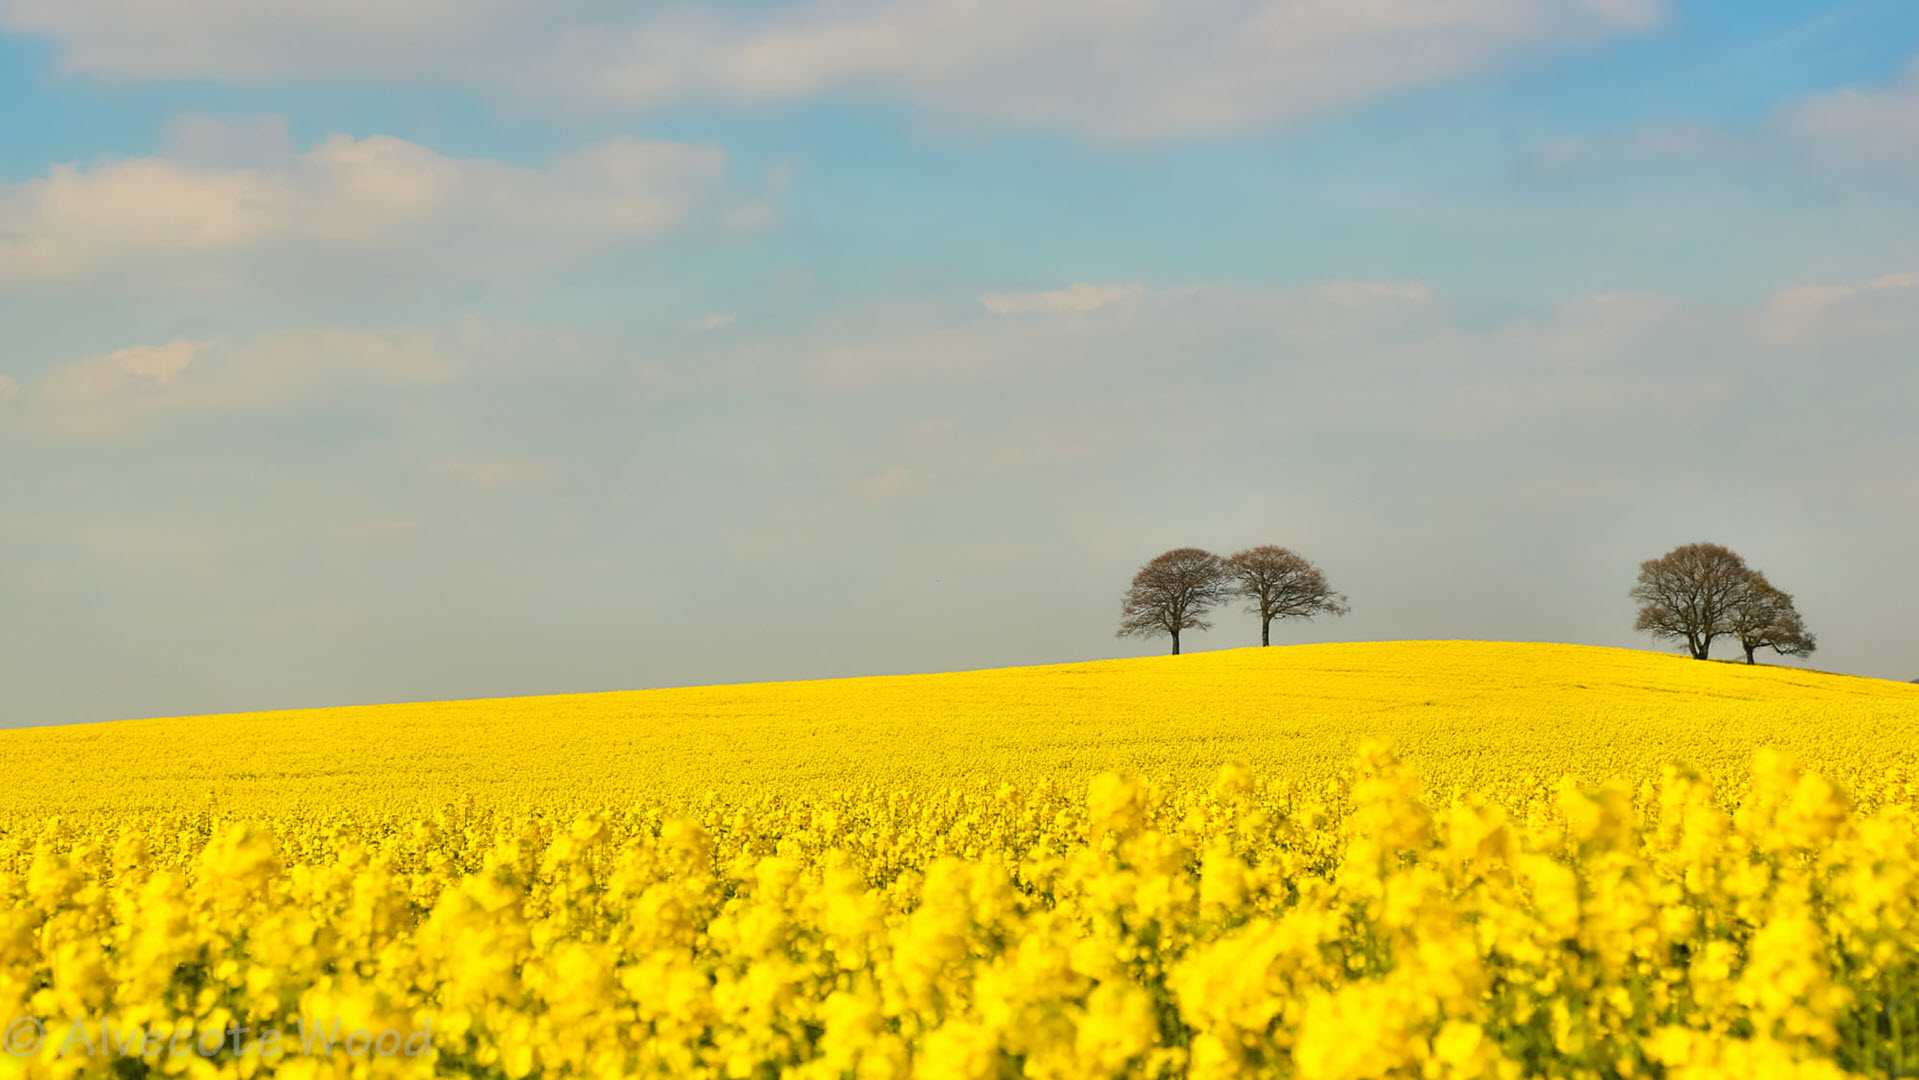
<box><xmin>433</xmin><ymin>459</ymin><xmax>555</xmax><ymax>490</ymax></box>
<box><xmin>3</xmin><ymin>0</ymin><xmax>1667</xmax><ymax>140</ymax></box>
<box><xmin>686</xmin><ymin>314</ymin><xmax>737</xmax><ymax>333</ymax></box>
<box><xmin>1309</xmin><ymin>281</ymin><xmax>1433</xmax><ymax>308</ymax></box>
<box><xmin>0</xmin><ymin>124</ymin><xmax>726</xmax><ymax>286</ymax></box>
<box><xmin>1777</xmin><ymin>57</ymin><xmax>1919</xmax><ymax>178</ymax></box>
<box><xmin>980</xmin><ymin>283</ymin><xmax>1145</xmax><ymax>316</ymax></box>
<box><xmin>7</xmin><ymin>320</ymin><xmax>622</xmax><ymax>440</ymax></box>
<box><xmin>560</xmin><ymin>0</ymin><xmax>1665</xmax><ymax>140</ymax></box>
<box><xmin>1759</xmin><ymin>272</ymin><xmax>1919</xmax><ymax>348</ymax></box>
<box><xmin>854</xmin><ymin>465</ymin><xmax>930</xmax><ymax>501</ymax></box>
<box><xmin>36</xmin><ymin>339</ymin><xmax>201</xmax><ymax>409</ymax></box>
<box><xmin>19</xmin><ymin>327</ymin><xmax>457</xmax><ymax>438</ymax></box>
<box><xmin>0</xmin><ymin>374</ymin><xmax>19</xmax><ymax>403</ymax></box>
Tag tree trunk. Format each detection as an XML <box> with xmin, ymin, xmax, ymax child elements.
<box><xmin>1170</xmin><ymin>629</ymin><xmax>1180</xmax><ymax>656</ymax></box>
<box><xmin>1261</xmin><ymin>617</ymin><xmax>1270</xmax><ymax>647</ymax></box>
<box><xmin>1745</xmin><ymin>644</ymin><xmax>1757</xmax><ymax>664</ymax></box>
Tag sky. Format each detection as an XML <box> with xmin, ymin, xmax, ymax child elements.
<box><xmin>2</xmin><ymin>0</ymin><xmax>1917</xmax><ymax>726</ymax></box>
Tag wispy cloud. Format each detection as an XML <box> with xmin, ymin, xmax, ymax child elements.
<box><xmin>503</xmin><ymin>0</ymin><xmax>1670</xmax><ymax>141</ymax></box>
<box><xmin>1430</xmin><ymin>372</ymin><xmax>1737</xmax><ymax>443</ymax></box>
<box><xmin>14</xmin><ymin>327</ymin><xmax>458</xmax><ymax>438</ymax></box>
<box><xmin>1777</xmin><ymin>57</ymin><xmax>1919</xmax><ymax>179</ymax></box>
<box><xmin>1309</xmin><ymin>281</ymin><xmax>1433</xmax><ymax>308</ymax></box>
<box><xmin>2</xmin><ymin>0</ymin><xmax>1667</xmax><ymax>140</ymax></box>
<box><xmin>685</xmin><ymin>313</ymin><xmax>737</xmax><ymax>333</ymax></box>
<box><xmin>853</xmin><ymin>465</ymin><xmax>931</xmax><ymax>502</ymax></box>
<box><xmin>0</xmin><ymin>121</ymin><xmax>727</xmax><ymax>287</ymax></box>
<box><xmin>433</xmin><ymin>459</ymin><xmax>556</xmax><ymax>491</ymax></box>
<box><xmin>1483</xmin><ymin>292</ymin><xmax>1677</xmax><ymax>367</ymax></box>
<box><xmin>818</xmin><ymin>280</ymin><xmax>1435</xmax><ymax>387</ymax></box>
<box><xmin>904</xmin><ymin>416</ymin><xmax>958</xmax><ymax>440</ymax></box>
<box><xmin>980</xmin><ymin>283</ymin><xmax>1145</xmax><ymax>316</ymax></box>
<box><xmin>1528</xmin><ymin>122</ymin><xmax>1760</xmax><ymax>175</ymax></box>
<box><xmin>1530</xmin><ymin>53</ymin><xmax>1919</xmax><ymax>184</ymax></box>
<box><xmin>755</xmin><ymin>278</ymin><xmax>1759</xmax><ymax>455</ymax></box>
<box><xmin>35</xmin><ymin>340</ymin><xmax>201</xmax><ymax>409</ymax></box>
<box><xmin>1759</xmin><ymin>272</ymin><xmax>1919</xmax><ymax>348</ymax></box>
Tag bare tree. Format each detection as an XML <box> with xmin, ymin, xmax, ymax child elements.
<box><xmin>1630</xmin><ymin>542</ymin><xmax>1757</xmax><ymax>660</ymax></box>
<box><xmin>1118</xmin><ymin>548</ymin><xmax>1232</xmax><ymax>655</ymax></box>
<box><xmin>1223</xmin><ymin>545</ymin><xmax>1349</xmax><ymax>646</ymax></box>
<box><xmin>1729</xmin><ymin>572</ymin><xmax>1816</xmax><ymax>665</ymax></box>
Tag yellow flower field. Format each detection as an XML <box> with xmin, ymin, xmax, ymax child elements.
<box><xmin>1</xmin><ymin>641</ymin><xmax>1917</xmax><ymax>1078</ymax></box>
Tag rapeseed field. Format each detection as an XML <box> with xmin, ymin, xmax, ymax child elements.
<box><xmin>1</xmin><ymin>640</ymin><xmax>1917</xmax><ymax>1078</ymax></box>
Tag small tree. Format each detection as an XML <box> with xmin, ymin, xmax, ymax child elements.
<box><xmin>1117</xmin><ymin>548</ymin><xmax>1232</xmax><ymax>655</ymax></box>
<box><xmin>1630</xmin><ymin>542</ymin><xmax>1756</xmax><ymax>660</ymax></box>
<box><xmin>1729</xmin><ymin>572</ymin><xmax>1815</xmax><ymax>665</ymax></box>
<box><xmin>1223</xmin><ymin>545</ymin><xmax>1349</xmax><ymax>646</ymax></box>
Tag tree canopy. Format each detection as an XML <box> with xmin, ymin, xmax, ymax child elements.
<box><xmin>1630</xmin><ymin>542</ymin><xmax>1813</xmax><ymax>665</ymax></box>
<box><xmin>1728</xmin><ymin>572</ymin><xmax>1815</xmax><ymax>665</ymax></box>
<box><xmin>1223</xmin><ymin>545</ymin><xmax>1348</xmax><ymax>647</ymax></box>
<box><xmin>1630</xmin><ymin>542</ymin><xmax>1756</xmax><ymax>660</ymax></box>
<box><xmin>1117</xmin><ymin>548</ymin><xmax>1232</xmax><ymax>655</ymax></box>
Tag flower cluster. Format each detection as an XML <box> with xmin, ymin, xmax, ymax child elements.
<box><xmin>0</xmin><ymin>741</ymin><xmax>1916</xmax><ymax>1078</ymax></box>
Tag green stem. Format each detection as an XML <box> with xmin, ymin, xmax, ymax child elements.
<box><xmin>1896</xmin><ymin>964</ymin><xmax>1909</xmax><ymax>1079</ymax></box>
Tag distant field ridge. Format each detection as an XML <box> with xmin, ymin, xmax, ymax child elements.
<box><xmin>1</xmin><ymin>640</ymin><xmax>1914</xmax><ymax>819</ymax></box>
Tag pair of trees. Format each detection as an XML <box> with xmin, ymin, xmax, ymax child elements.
<box><xmin>1118</xmin><ymin>545</ymin><xmax>1348</xmax><ymax>655</ymax></box>
<box><xmin>1630</xmin><ymin>542</ymin><xmax>1815</xmax><ymax>664</ymax></box>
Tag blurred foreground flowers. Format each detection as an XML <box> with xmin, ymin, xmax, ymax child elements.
<box><xmin>3</xmin><ymin>742</ymin><xmax>1919</xmax><ymax>1078</ymax></box>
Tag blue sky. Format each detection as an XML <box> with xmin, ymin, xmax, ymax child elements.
<box><xmin>2</xmin><ymin>0</ymin><xmax>1917</xmax><ymax>725</ymax></box>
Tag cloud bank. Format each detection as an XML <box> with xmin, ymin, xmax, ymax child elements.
<box><xmin>3</xmin><ymin>0</ymin><xmax>1666</xmax><ymax>139</ymax></box>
